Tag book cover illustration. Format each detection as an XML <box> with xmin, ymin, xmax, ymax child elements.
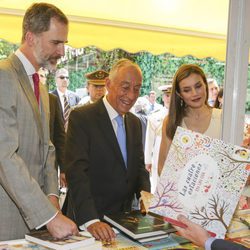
<box><xmin>102</xmin><ymin>234</ymin><xmax>145</xmax><ymax>249</ymax></box>
<box><xmin>25</xmin><ymin>230</ymin><xmax>95</xmax><ymax>249</ymax></box>
<box><xmin>104</xmin><ymin>210</ymin><xmax>175</xmax><ymax>239</ymax></box>
<box><xmin>149</xmin><ymin>126</ymin><xmax>250</xmax><ymax>238</ymax></box>
<box><xmin>140</xmin><ymin>233</ymin><xmax>189</xmax><ymax>250</ymax></box>
<box><xmin>0</xmin><ymin>242</ymin><xmax>49</xmax><ymax>250</ymax></box>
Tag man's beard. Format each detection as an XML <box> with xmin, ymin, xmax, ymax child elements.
<box><xmin>34</xmin><ymin>49</ymin><xmax>60</xmax><ymax>72</ymax></box>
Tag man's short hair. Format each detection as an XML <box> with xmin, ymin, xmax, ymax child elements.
<box><xmin>22</xmin><ymin>3</ymin><xmax>68</xmax><ymax>43</ymax></box>
<box><xmin>109</xmin><ymin>58</ymin><xmax>142</xmax><ymax>81</ymax></box>
<box><xmin>55</xmin><ymin>68</ymin><xmax>69</xmax><ymax>78</ymax></box>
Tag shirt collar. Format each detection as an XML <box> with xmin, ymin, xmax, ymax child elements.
<box><xmin>103</xmin><ymin>95</ymin><xmax>120</xmax><ymax>121</ymax></box>
<box><xmin>15</xmin><ymin>49</ymin><xmax>36</xmax><ymax>76</ymax></box>
<box><xmin>57</xmin><ymin>88</ymin><xmax>69</xmax><ymax>98</ymax></box>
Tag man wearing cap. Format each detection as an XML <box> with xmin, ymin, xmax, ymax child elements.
<box><xmin>144</xmin><ymin>85</ymin><xmax>172</xmax><ymax>192</ymax></box>
<box><xmin>52</xmin><ymin>68</ymin><xmax>80</xmax><ymax>129</ymax></box>
<box><xmin>84</xmin><ymin>70</ymin><xmax>108</xmax><ymax>105</ymax></box>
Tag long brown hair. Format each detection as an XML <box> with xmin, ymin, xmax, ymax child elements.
<box><xmin>166</xmin><ymin>64</ymin><xmax>209</xmax><ymax>139</ymax></box>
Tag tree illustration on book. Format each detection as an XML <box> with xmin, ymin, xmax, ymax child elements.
<box><xmin>149</xmin><ymin>181</ymin><xmax>182</xmax><ymax>212</ymax></box>
<box><xmin>217</xmin><ymin>150</ymin><xmax>250</xmax><ymax>178</ymax></box>
<box><xmin>149</xmin><ymin>127</ymin><xmax>250</xmax><ymax>238</ymax></box>
<box><xmin>190</xmin><ymin>194</ymin><xmax>229</xmax><ymax>229</ymax></box>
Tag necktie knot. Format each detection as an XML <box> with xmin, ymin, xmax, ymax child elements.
<box><xmin>32</xmin><ymin>73</ymin><xmax>40</xmax><ymax>104</ymax></box>
<box><xmin>32</xmin><ymin>73</ymin><xmax>39</xmax><ymax>85</ymax></box>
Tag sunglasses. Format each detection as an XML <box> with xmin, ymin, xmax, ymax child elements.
<box><xmin>58</xmin><ymin>76</ymin><xmax>69</xmax><ymax>80</ymax></box>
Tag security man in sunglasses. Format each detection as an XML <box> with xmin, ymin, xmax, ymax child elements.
<box><xmin>52</xmin><ymin>68</ymin><xmax>80</xmax><ymax>128</ymax></box>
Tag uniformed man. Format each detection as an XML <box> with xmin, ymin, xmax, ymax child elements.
<box><xmin>144</xmin><ymin>85</ymin><xmax>172</xmax><ymax>192</ymax></box>
<box><xmin>83</xmin><ymin>70</ymin><xmax>108</xmax><ymax>105</ymax></box>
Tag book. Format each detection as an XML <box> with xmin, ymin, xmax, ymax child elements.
<box><xmin>25</xmin><ymin>230</ymin><xmax>95</xmax><ymax>250</ymax></box>
<box><xmin>103</xmin><ymin>210</ymin><xmax>176</xmax><ymax>240</ymax></box>
<box><xmin>149</xmin><ymin>126</ymin><xmax>250</xmax><ymax>238</ymax></box>
<box><xmin>102</xmin><ymin>233</ymin><xmax>145</xmax><ymax>249</ymax></box>
<box><xmin>0</xmin><ymin>240</ymin><xmax>49</xmax><ymax>250</ymax></box>
<box><xmin>226</xmin><ymin>208</ymin><xmax>250</xmax><ymax>238</ymax></box>
<box><xmin>140</xmin><ymin>191</ymin><xmax>154</xmax><ymax>213</ymax></box>
<box><xmin>228</xmin><ymin>235</ymin><xmax>250</xmax><ymax>248</ymax></box>
<box><xmin>140</xmin><ymin>233</ymin><xmax>190</xmax><ymax>249</ymax></box>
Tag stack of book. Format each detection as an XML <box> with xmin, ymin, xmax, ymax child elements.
<box><xmin>104</xmin><ymin>210</ymin><xmax>189</xmax><ymax>249</ymax></box>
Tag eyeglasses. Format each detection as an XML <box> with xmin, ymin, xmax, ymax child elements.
<box><xmin>58</xmin><ymin>76</ymin><xmax>69</xmax><ymax>80</ymax></box>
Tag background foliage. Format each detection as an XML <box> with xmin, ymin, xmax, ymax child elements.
<box><xmin>1</xmin><ymin>40</ymin><xmax>249</xmax><ymax>112</ymax></box>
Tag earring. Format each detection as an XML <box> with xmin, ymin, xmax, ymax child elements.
<box><xmin>180</xmin><ymin>98</ymin><xmax>183</xmax><ymax>107</ymax></box>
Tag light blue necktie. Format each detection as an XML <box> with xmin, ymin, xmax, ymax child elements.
<box><xmin>115</xmin><ymin>115</ymin><xmax>127</xmax><ymax>167</ymax></box>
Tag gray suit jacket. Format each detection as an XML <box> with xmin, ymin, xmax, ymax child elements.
<box><xmin>0</xmin><ymin>54</ymin><xmax>58</xmax><ymax>240</ymax></box>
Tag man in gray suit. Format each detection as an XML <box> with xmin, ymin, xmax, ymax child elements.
<box><xmin>0</xmin><ymin>3</ymin><xmax>78</xmax><ymax>240</ymax></box>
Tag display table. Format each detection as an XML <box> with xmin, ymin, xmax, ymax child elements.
<box><xmin>1</xmin><ymin>234</ymin><xmax>249</xmax><ymax>250</ymax></box>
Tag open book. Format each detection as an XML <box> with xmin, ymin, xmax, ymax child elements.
<box><xmin>149</xmin><ymin>126</ymin><xmax>250</xmax><ymax>238</ymax></box>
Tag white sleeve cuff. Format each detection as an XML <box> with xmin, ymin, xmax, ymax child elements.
<box><xmin>205</xmin><ymin>237</ymin><xmax>216</xmax><ymax>250</ymax></box>
<box><xmin>79</xmin><ymin>219</ymin><xmax>100</xmax><ymax>231</ymax></box>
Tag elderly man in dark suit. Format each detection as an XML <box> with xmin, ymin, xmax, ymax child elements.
<box><xmin>65</xmin><ymin>58</ymin><xmax>150</xmax><ymax>242</ymax></box>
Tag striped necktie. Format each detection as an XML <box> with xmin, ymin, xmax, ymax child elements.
<box><xmin>115</xmin><ymin>115</ymin><xmax>127</xmax><ymax>167</ymax></box>
<box><xmin>63</xmin><ymin>95</ymin><xmax>70</xmax><ymax>129</ymax></box>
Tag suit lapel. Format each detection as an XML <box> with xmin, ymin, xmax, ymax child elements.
<box><xmin>9</xmin><ymin>54</ymin><xmax>44</xmax><ymax>142</ymax></box>
<box><xmin>96</xmin><ymin>100</ymin><xmax>126</xmax><ymax>168</ymax></box>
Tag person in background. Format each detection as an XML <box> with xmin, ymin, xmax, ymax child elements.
<box><xmin>38</xmin><ymin>67</ymin><xmax>49</xmax><ymax>85</ymax></box>
<box><xmin>131</xmin><ymin>96</ymin><xmax>149</xmax><ymax>149</ymax></box>
<box><xmin>51</xmin><ymin>68</ymin><xmax>80</xmax><ymax>130</ymax></box>
<box><xmin>214</xmin><ymin>87</ymin><xmax>223</xmax><ymax>109</ymax></box>
<box><xmin>146</xmin><ymin>90</ymin><xmax>163</xmax><ymax>114</ymax></box>
<box><xmin>0</xmin><ymin>2</ymin><xmax>78</xmax><ymax>240</ymax></box>
<box><xmin>83</xmin><ymin>70</ymin><xmax>108</xmax><ymax>105</ymax></box>
<box><xmin>207</xmin><ymin>78</ymin><xmax>219</xmax><ymax>107</ymax></box>
<box><xmin>144</xmin><ymin>85</ymin><xmax>171</xmax><ymax>193</ymax></box>
<box><xmin>158</xmin><ymin>65</ymin><xmax>222</xmax><ymax>176</ymax></box>
<box><xmin>64</xmin><ymin>58</ymin><xmax>150</xmax><ymax>242</ymax></box>
<box><xmin>38</xmin><ymin>67</ymin><xmax>67</xmax><ymax>188</ymax></box>
<box><xmin>174</xmin><ymin>215</ymin><xmax>248</xmax><ymax>250</ymax></box>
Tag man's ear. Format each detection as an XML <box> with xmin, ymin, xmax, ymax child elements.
<box><xmin>105</xmin><ymin>78</ymin><xmax>111</xmax><ymax>91</ymax></box>
<box><xmin>25</xmin><ymin>31</ymin><xmax>35</xmax><ymax>46</ymax></box>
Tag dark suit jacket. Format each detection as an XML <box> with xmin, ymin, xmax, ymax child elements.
<box><xmin>51</xmin><ymin>89</ymin><xmax>80</xmax><ymax>122</ymax></box>
<box><xmin>49</xmin><ymin>93</ymin><xmax>66</xmax><ymax>172</ymax></box>
<box><xmin>65</xmin><ymin>99</ymin><xmax>150</xmax><ymax>226</ymax></box>
<box><xmin>212</xmin><ymin>239</ymin><xmax>248</xmax><ymax>250</ymax></box>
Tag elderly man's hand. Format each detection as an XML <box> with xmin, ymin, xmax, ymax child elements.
<box><xmin>87</xmin><ymin>221</ymin><xmax>116</xmax><ymax>243</ymax></box>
